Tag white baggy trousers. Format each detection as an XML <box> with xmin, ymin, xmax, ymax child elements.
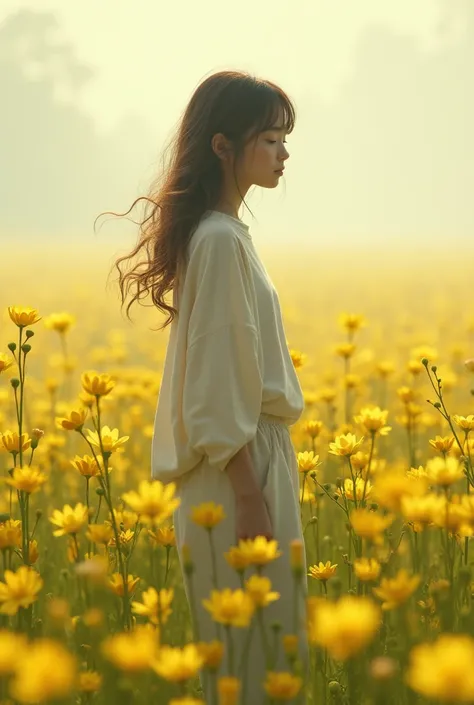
<box><xmin>173</xmin><ymin>413</ymin><xmax>309</xmax><ymax>705</ymax></box>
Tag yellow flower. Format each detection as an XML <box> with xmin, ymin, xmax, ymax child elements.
<box><xmin>56</xmin><ymin>408</ymin><xmax>88</xmax><ymax>433</ymax></box>
<box><xmin>426</xmin><ymin>456</ymin><xmax>464</xmax><ymax>487</ymax></box>
<box><xmin>168</xmin><ymin>699</ymin><xmax>205</xmax><ymax>705</ymax></box>
<box><xmin>338</xmin><ymin>313</ymin><xmax>366</xmax><ymax>332</ymax></box>
<box><xmin>152</xmin><ymin>643</ymin><xmax>204</xmax><ymax>682</ymax></box>
<box><xmin>86</xmin><ymin>523</ymin><xmax>114</xmax><ymax>544</ymax></box>
<box><xmin>406</xmin><ymin>634</ymin><xmax>474</xmax><ymax>702</ymax></box>
<box><xmin>400</xmin><ymin>493</ymin><xmax>445</xmax><ymax>527</ymax></box>
<box><xmin>264</xmin><ymin>671</ymin><xmax>303</xmax><ymax>700</ymax></box>
<box><xmin>191</xmin><ymin>502</ymin><xmax>225</xmax><ymax>528</ymax></box>
<box><xmin>0</xmin><ymin>353</ymin><xmax>14</xmax><ymax>374</ymax></box>
<box><xmin>8</xmin><ymin>306</ymin><xmax>42</xmax><ymax>327</ymax></box>
<box><xmin>297</xmin><ymin>450</ymin><xmax>320</xmax><ymax>473</ymax></box>
<box><xmin>108</xmin><ymin>509</ymin><xmax>139</xmax><ymax>531</ymax></box>
<box><xmin>217</xmin><ymin>676</ymin><xmax>240</xmax><ymax>705</ymax></box>
<box><xmin>6</xmin><ymin>466</ymin><xmax>47</xmax><ymax>494</ymax></box>
<box><xmin>195</xmin><ymin>640</ymin><xmax>224</xmax><ymax>670</ymax></box>
<box><xmin>376</xmin><ymin>361</ymin><xmax>395</xmax><ymax>378</ymax></box>
<box><xmin>372</xmin><ymin>569</ymin><xmax>421</xmax><ymax>610</ymax></box>
<box><xmin>108</xmin><ymin>528</ymin><xmax>135</xmax><ymax>549</ymax></box>
<box><xmin>429</xmin><ymin>435</ymin><xmax>456</xmax><ymax>453</ymax></box>
<box><xmin>224</xmin><ymin>546</ymin><xmax>252</xmax><ymax>572</ymax></box>
<box><xmin>335</xmin><ymin>342</ymin><xmax>357</xmax><ymax>359</ymax></box>
<box><xmin>353</xmin><ymin>558</ymin><xmax>381</xmax><ymax>582</ymax></box>
<box><xmin>235</xmin><ymin>536</ymin><xmax>282</xmax><ymax>567</ymax></box>
<box><xmin>372</xmin><ymin>470</ymin><xmax>428</xmax><ymax>513</ymax></box>
<box><xmin>0</xmin><ymin>431</ymin><xmax>31</xmax><ymax>454</ymax></box>
<box><xmin>43</xmin><ymin>312</ymin><xmax>76</xmax><ymax>334</ymax></box>
<box><xmin>431</xmin><ymin>500</ymin><xmax>471</xmax><ymax>534</ymax></box>
<box><xmin>453</xmin><ymin>414</ymin><xmax>474</xmax><ymax>431</ymax></box>
<box><xmin>289</xmin><ymin>539</ymin><xmax>305</xmax><ymax>572</ymax></box>
<box><xmin>107</xmin><ymin>573</ymin><xmax>140</xmax><ymax>597</ymax></box>
<box><xmin>336</xmin><ymin>477</ymin><xmax>372</xmax><ymax>502</ymax></box>
<box><xmin>81</xmin><ymin>371</ymin><xmax>115</xmax><ymax>397</ymax></box>
<box><xmin>354</xmin><ymin>406</ymin><xmax>392</xmax><ymax>436</ymax></box>
<box><xmin>122</xmin><ymin>480</ymin><xmax>180</xmax><ymax>525</ymax></box>
<box><xmin>27</xmin><ymin>539</ymin><xmax>39</xmax><ymax>564</ymax></box>
<box><xmin>49</xmin><ymin>503</ymin><xmax>89</xmax><ymax>536</ymax></box>
<box><xmin>148</xmin><ymin>525</ymin><xmax>176</xmax><ymax>547</ymax></box>
<box><xmin>0</xmin><ymin>630</ymin><xmax>28</xmax><ymax>675</ymax></box>
<box><xmin>244</xmin><ymin>575</ymin><xmax>280</xmax><ymax>608</ymax></box>
<box><xmin>0</xmin><ymin>566</ymin><xmax>43</xmax><ymax>615</ymax></box>
<box><xmin>70</xmin><ymin>454</ymin><xmax>102</xmax><ymax>477</ymax></box>
<box><xmin>350</xmin><ymin>509</ymin><xmax>393</xmax><ymax>543</ymax></box>
<box><xmin>85</xmin><ymin>426</ymin><xmax>129</xmax><ymax>453</ymax></box>
<box><xmin>308</xmin><ymin>561</ymin><xmax>338</xmax><ymax>582</ymax></box>
<box><xmin>78</xmin><ymin>670</ymin><xmax>102</xmax><ymax>693</ymax></box>
<box><xmin>303</xmin><ymin>420</ymin><xmax>324</xmax><ymax>439</ymax></box>
<box><xmin>308</xmin><ymin>595</ymin><xmax>380</xmax><ymax>661</ymax></box>
<box><xmin>131</xmin><ymin>586</ymin><xmax>174</xmax><ymax>625</ymax></box>
<box><xmin>0</xmin><ymin>520</ymin><xmax>22</xmax><ymax>550</ymax></box>
<box><xmin>203</xmin><ymin>588</ymin><xmax>255</xmax><ymax>627</ymax></box>
<box><xmin>329</xmin><ymin>433</ymin><xmax>365</xmax><ymax>457</ymax></box>
<box><xmin>10</xmin><ymin>638</ymin><xmax>77</xmax><ymax>703</ymax></box>
<box><xmin>102</xmin><ymin>625</ymin><xmax>159</xmax><ymax>672</ymax></box>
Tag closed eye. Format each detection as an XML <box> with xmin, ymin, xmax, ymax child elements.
<box><xmin>266</xmin><ymin>140</ymin><xmax>287</xmax><ymax>144</ymax></box>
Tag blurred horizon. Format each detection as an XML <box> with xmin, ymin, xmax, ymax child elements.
<box><xmin>1</xmin><ymin>0</ymin><xmax>473</xmax><ymax>257</ymax></box>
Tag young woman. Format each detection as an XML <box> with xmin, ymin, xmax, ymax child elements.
<box><xmin>112</xmin><ymin>70</ymin><xmax>309</xmax><ymax>703</ymax></box>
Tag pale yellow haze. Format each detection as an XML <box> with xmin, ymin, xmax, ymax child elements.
<box><xmin>1</xmin><ymin>0</ymin><xmax>473</xmax><ymax>258</ymax></box>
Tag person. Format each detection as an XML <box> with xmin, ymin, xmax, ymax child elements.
<box><xmin>111</xmin><ymin>70</ymin><xmax>309</xmax><ymax>704</ymax></box>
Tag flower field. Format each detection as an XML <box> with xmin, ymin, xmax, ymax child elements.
<box><xmin>1</xmin><ymin>244</ymin><xmax>474</xmax><ymax>704</ymax></box>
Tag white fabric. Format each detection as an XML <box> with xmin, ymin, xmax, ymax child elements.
<box><xmin>173</xmin><ymin>414</ymin><xmax>310</xmax><ymax>705</ymax></box>
<box><xmin>151</xmin><ymin>210</ymin><xmax>305</xmax><ymax>481</ymax></box>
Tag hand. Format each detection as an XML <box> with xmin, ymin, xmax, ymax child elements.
<box><xmin>235</xmin><ymin>491</ymin><xmax>274</xmax><ymax>542</ymax></box>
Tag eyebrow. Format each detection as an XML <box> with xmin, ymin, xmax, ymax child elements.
<box><xmin>264</xmin><ymin>126</ymin><xmax>287</xmax><ymax>133</ymax></box>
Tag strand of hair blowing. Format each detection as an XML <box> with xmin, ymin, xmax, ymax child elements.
<box><xmin>95</xmin><ymin>72</ymin><xmax>250</xmax><ymax>333</ymax></box>
<box><xmin>95</xmin><ymin>70</ymin><xmax>294</xmax><ymax>331</ymax></box>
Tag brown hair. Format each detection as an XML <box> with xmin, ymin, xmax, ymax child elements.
<box><xmin>97</xmin><ymin>70</ymin><xmax>296</xmax><ymax>331</ymax></box>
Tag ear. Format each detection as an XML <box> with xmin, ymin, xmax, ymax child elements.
<box><xmin>211</xmin><ymin>133</ymin><xmax>232</xmax><ymax>161</ymax></box>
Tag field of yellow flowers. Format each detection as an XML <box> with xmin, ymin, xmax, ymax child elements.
<box><xmin>1</xmin><ymin>243</ymin><xmax>474</xmax><ymax>705</ymax></box>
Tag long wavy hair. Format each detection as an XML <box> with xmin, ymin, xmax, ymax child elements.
<box><xmin>97</xmin><ymin>70</ymin><xmax>296</xmax><ymax>332</ymax></box>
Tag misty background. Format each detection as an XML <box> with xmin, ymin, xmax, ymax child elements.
<box><xmin>0</xmin><ymin>0</ymin><xmax>473</xmax><ymax>254</ymax></box>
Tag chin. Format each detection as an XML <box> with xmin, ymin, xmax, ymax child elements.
<box><xmin>256</xmin><ymin>176</ymin><xmax>280</xmax><ymax>189</ymax></box>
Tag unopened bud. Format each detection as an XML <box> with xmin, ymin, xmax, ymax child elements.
<box><xmin>289</xmin><ymin>539</ymin><xmax>304</xmax><ymax>573</ymax></box>
<box><xmin>328</xmin><ymin>681</ymin><xmax>342</xmax><ymax>695</ymax></box>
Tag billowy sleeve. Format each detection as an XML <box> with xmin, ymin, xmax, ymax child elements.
<box><xmin>182</xmin><ymin>233</ymin><xmax>262</xmax><ymax>472</ymax></box>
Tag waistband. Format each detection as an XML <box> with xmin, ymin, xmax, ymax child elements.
<box><xmin>259</xmin><ymin>412</ymin><xmax>289</xmax><ymax>427</ymax></box>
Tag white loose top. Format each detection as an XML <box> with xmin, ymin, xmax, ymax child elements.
<box><xmin>150</xmin><ymin>210</ymin><xmax>305</xmax><ymax>483</ymax></box>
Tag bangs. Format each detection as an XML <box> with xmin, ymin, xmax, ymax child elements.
<box><xmin>257</xmin><ymin>90</ymin><xmax>295</xmax><ymax>134</ymax></box>
<box><xmin>243</xmin><ymin>84</ymin><xmax>296</xmax><ymax>142</ymax></box>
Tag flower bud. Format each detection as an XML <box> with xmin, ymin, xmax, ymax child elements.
<box><xmin>328</xmin><ymin>681</ymin><xmax>342</xmax><ymax>695</ymax></box>
<box><xmin>289</xmin><ymin>539</ymin><xmax>304</xmax><ymax>575</ymax></box>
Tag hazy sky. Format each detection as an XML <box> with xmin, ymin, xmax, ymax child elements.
<box><xmin>1</xmin><ymin>0</ymin><xmax>472</xmax><ymax>250</ymax></box>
